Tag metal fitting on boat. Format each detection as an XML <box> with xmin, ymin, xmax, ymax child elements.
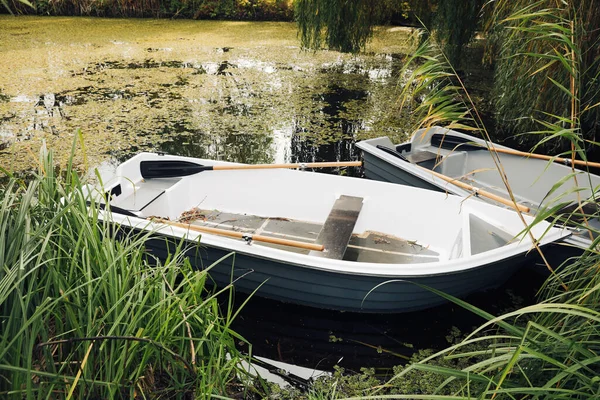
<box><xmin>242</xmin><ymin>235</ymin><xmax>253</xmax><ymax>245</ymax></box>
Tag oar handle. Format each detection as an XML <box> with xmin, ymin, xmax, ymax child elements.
<box><xmin>154</xmin><ymin>219</ymin><xmax>325</xmax><ymax>252</ymax></box>
<box><xmin>492</xmin><ymin>147</ymin><xmax>600</xmax><ymax>169</ymax></box>
<box><xmin>423</xmin><ymin>168</ymin><xmax>531</xmax><ymax>213</ymax></box>
<box><xmin>213</xmin><ymin>161</ymin><xmax>362</xmax><ymax>170</ymax></box>
<box><xmin>432</xmin><ymin>133</ymin><xmax>600</xmax><ymax>169</ymax></box>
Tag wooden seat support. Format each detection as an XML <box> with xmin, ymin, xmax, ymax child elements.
<box><xmin>309</xmin><ymin>195</ymin><xmax>363</xmax><ymax>259</ymax></box>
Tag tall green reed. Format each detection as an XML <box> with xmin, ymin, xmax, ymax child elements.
<box><xmin>0</xmin><ymin>145</ymin><xmax>249</xmax><ymax>398</ymax></box>
<box><xmin>363</xmin><ymin>2</ymin><xmax>600</xmax><ymax>399</ymax></box>
<box><xmin>1</xmin><ymin>0</ymin><xmax>32</xmax><ymax>14</ymax></box>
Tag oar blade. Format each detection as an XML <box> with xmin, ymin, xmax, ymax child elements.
<box><xmin>140</xmin><ymin>160</ymin><xmax>209</xmax><ymax>179</ymax></box>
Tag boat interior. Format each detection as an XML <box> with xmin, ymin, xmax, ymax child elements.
<box><xmin>375</xmin><ymin>133</ymin><xmax>600</xmax><ymax>212</ymax></box>
<box><xmin>102</xmin><ymin>157</ymin><xmax>525</xmax><ymax>265</ymax></box>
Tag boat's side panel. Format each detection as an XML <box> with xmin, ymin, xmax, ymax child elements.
<box><xmin>144</xmin><ymin>234</ymin><xmax>530</xmax><ymax>313</ymax></box>
<box><xmin>361</xmin><ymin>151</ymin><xmax>444</xmax><ymax>192</ymax></box>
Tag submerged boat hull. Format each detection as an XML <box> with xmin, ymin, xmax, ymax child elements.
<box><xmin>96</xmin><ymin>152</ymin><xmax>569</xmax><ymax>313</ymax></box>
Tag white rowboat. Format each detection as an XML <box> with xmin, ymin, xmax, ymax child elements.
<box><xmin>357</xmin><ymin>126</ymin><xmax>600</xmax><ymax>246</ymax></box>
<box><xmin>94</xmin><ymin>152</ymin><xmax>569</xmax><ymax>313</ymax></box>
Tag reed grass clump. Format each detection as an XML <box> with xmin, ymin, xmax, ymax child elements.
<box><xmin>0</xmin><ymin>146</ymin><xmax>249</xmax><ymax>398</ymax></box>
<box><xmin>359</xmin><ymin>2</ymin><xmax>600</xmax><ymax>398</ymax></box>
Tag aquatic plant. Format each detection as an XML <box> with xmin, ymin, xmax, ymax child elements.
<box><xmin>0</xmin><ymin>143</ymin><xmax>250</xmax><ymax>398</ymax></box>
<box><xmin>486</xmin><ymin>0</ymin><xmax>600</xmax><ymax>152</ymax></box>
<box><xmin>1</xmin><ymin>0</ymin><xmax>32</xmax><ymax>14</ymax></box>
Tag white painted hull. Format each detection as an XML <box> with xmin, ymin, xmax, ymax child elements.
<box><xmin>94</xmin><ymin>152</ymin><xmax>569</xmax><ymax>312</ymax></box>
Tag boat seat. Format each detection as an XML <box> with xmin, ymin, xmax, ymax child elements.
<box><xmin>406</xmin><ymin>150</ymin><xmax>441</xmax><ymax>164</ymax></box>
<box><xmin>309</xmin><ymin>195</ymin><xmax>363</xmax><ymax>259</ymax></box>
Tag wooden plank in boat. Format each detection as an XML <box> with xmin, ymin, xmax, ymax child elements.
<box><xmin>310</xmin><ymin>195</ymin><xmax>363</xmax><ymax>260</ymax></box>
<box><xmin>181</xmin><ymin>207</ymin><xmax>442</xmax><ymax>263</ymax></box>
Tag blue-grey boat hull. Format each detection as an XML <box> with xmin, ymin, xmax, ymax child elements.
<box><xmin>145</xmin><ymin>235</ymin><xmax>535</xmax><ymax>313</ymax></box>
<box><xmin>361</xmin><ymin>150</ymin><xmax>443</xmax><ymax>191</ymax></box>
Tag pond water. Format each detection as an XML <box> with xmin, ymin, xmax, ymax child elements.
<box><xmin>0</xmin><ymin>16</ymin><xmax>417</xmax><ymax>174</ymax></box>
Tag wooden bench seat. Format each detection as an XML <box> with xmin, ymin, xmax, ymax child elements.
<box><xmin>309</xmin><ymin>195</ymin><xmax>363</xmax><ymax>259</ymax></box>
<box><xmin>406</xmin><ymin>150</ymin><xmax>441</xmax><ymax>164</ymax></box>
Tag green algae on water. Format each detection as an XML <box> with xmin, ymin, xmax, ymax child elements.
<box><xmin>0</xmin><ymin>16</ymin><xmax>417</xmax><ymax>174</ymax></box>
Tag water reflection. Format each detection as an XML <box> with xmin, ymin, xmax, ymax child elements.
<box><xmin>158</xmin><ymin>131</ymin><xmax>276</xmax><ymax>164</ymax></box>
<box><xmin>1</xmin><ymin>18</ymin><xmax>412</xmax><ymax>173</ymax></box>
<box><xmin>146</xmin><ymin>81</ymin><xmax>368</xmax><ymax>172</ymax></box>
<box><xmin>94</xmin><ymin>77</ymin><xmax>372</xmax><ymax>171</ymax></box>
<box><xmin>156</xmin><ymin>129</ymin><xmax>362</xmax><ymax>177</ymax></box>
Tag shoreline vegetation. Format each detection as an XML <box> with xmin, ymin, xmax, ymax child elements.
<box><xmin>0</xmin><ymin>144</ymin><xmax>261</xmax><ymax>398</ymax></box>
<box><xmin>0</xmin><ymin>0</ymin><xmax>296</xmax><ymax>20</ymax></box>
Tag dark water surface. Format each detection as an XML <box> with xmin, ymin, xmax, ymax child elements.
<box><xmin>228</xmin><ymin>266</ymin><xmax>551</xmax><ymax>373</ymax></box>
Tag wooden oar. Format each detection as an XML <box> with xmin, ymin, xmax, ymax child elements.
<box><xmin>152</xmin><ymin>218</ymin><xmax>325</xmax><ymax>252</ymax></box>
<box><xmin>376</xmin><ymin>144</ymin><xmax>531</xmax><ymax>213</ymax></box>
<box><xmin>431</xmin><ymin>133</ymin><xmax>600</xmax><ymax>169</ymax></box>
<box><xmin>489</xmin><ymin>147</ymin><xmax>600</xmax><ymax>169</ymax></box>
<box><xmin>141</xmin><ymin>160</ymin><xmax>362</xmax><ymax>179</ymax></box>
<box><xmin>419</xmin><ymin>166</ymin><xmax>531</xmax><ymax>213</ymax></box>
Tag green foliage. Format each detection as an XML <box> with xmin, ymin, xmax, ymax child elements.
<box><xmin>295</xmin><ymin>0</ymin><xmax>417</xmax><ymax>52</ymax></box>
<box><xmin>310</xmin><ymin>366</ymin><xmax>382</xmax><ymax>399</ymax></box>
<box><xmin>398</xmin><ymin>34</ymin><xmax>476</xmax><ymax>132</ymax></box>
<box><xmin>294</xmin><ymin>0</ymin><xmax>481</xmax><ymax>64</ymax></box>
<box><xmin>0</xmin><ymin>0</ymin><xmax>33</xmax><ymax>14</ymax></box>
<box><xmin>487</xmin><ymin>0</ymin><xmax>600</xmax><ymax>153</ymax></box>
<box><xmin>265</xmin><ymin>331</ymin><xmax>487</xmax><ymax>399</ymax></box>
<box><xmin>295</xmin><ymin>0</ymin><xmax>376</xmax><ymax>52</ymax></box>
<box><xmin>0</xmin><ymin>143</ymin><xmax>248</xmax><ymax>398</ymax></box>
<box><xmin>382</xmin><ymin>270</ymin><xmax>600</xmax><ymax>399</ymax></box>
<box><xmin>1</xmin><ymin>0</ymin><xmax>295</xmax><ymax>19</ymax></box>
<box><xmin>433</xmin><ymin>0</ymin><xmax>484</xmax><ymax>66</ymax></box>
